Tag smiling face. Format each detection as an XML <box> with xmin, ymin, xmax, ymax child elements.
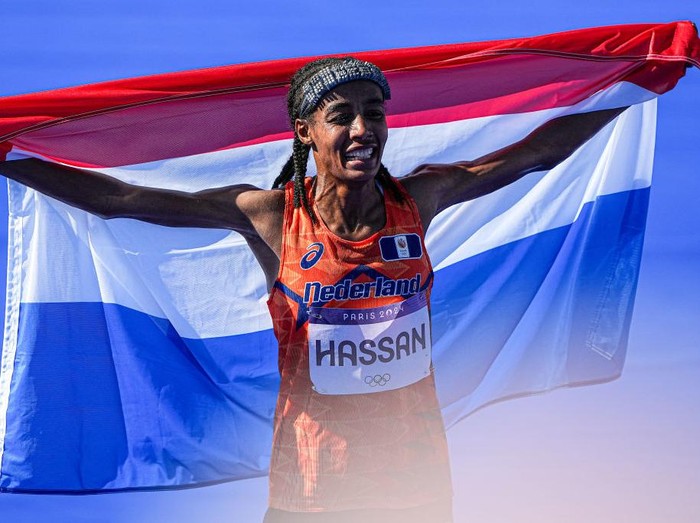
<box><xmin>295</xmin><ymin>80</ymin><xmax>388</xmax><ymax>185</ymax></box>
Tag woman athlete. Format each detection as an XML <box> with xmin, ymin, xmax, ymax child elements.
<box><xmin>0</xmin><ymin>57</ymin><xmax>624</xmax><ymax>523</ymax></box>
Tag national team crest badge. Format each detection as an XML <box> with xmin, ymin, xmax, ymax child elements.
<box><xmin>379</xmin><ymin>234</ymin><xmax>422</xmax><ymax>261</ymax></box>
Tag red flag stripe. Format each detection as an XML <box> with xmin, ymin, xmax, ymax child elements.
<box><xmin>1</xmin><ymin>22</ymin><xmax>698</xmax><ymax>166</ymax></box>
<box><xmin>1</xmin><ymin>57</ymin><xmax>669</xmax><ymax>167</ymax></box>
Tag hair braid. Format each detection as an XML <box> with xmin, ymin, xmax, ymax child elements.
<box><xmin>376</xmin><ymin>163</ymin><xmax>404</xmax><ymax>203</ymax></box>
<box><xmin>291</xmin><ymin>137</ymin><xmax>314</xmax><ymax>220</ymax></box>
<box><xmin>272</xmin><ymin>155</ymin><xmax>295</xmax><ymax>189</ymax></box>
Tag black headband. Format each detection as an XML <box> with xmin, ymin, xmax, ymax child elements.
<box><xmin>298</xmin><ymin>58</ymin><xmax>391</xmax><ymax>117</ymax></box>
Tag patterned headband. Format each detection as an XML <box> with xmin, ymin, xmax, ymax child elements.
<box><xmin>298</xmin><ymin>58</ymin><xmax>391</xmax><ymax>118</ymax></box>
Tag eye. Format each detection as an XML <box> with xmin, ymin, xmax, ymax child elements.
<box><xmin>328</xmin><ymin>113</ymin><xmax>353</xmax><ymax>125</ymax></box>
<box><xmin>366</xmin><ymin>109</ymin><xmax>386</xmax><ymax>120</ymax></box>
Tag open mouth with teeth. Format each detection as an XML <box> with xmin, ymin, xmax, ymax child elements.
<box><xmin>345</xmin><ymin>147</ymin><xmax>375</xmax><ymax>161</ymax></box>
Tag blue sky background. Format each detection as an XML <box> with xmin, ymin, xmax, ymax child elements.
<box><xmin>0</xmin><ymin>1</ymin><xmax>698</xmax><ymax>522</ymax></box>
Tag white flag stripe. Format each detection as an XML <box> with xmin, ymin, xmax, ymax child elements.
<box><xmin>11</xmin><ymin>84</ymin><xmax>654</xmax><ymax>338</ymax></box>
<box><xmin>9</xmin><ymin>95</ymin><xmax>655</xmax><ymax>340</ymax></box>
<box><xmin>430</xmin><ymin>100</ymin><xmax>655</xmax><ymax>270</ymax></box>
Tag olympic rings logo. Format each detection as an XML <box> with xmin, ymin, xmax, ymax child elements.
<box><xmin>364</xmin><ymin>374</ymin><xmax>391</xmax><ymax>387</ymax></box>
<box><xmin>300</xmin><ymin>242</ymin><xmax>325</xmax><ymax>270</ymax></box>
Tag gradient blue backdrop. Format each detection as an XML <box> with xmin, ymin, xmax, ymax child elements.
<box><xmin>0</xmin><ymin>1</ymin><xmax>698</xmax><ymax>522</ymax></box>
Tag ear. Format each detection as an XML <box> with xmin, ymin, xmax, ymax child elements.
<box><xmin>295</xmin><ymin>118</ymin><xmax>314</xmax><ymax>146</ymax></box>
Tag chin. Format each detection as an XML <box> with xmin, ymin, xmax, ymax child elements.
<box><xmin>343</xmin><ymin>161</ymin><xmax>381</xmax><ymax>179</ymax></box>
<box><xmin>342</xmin><ymin>168</ymin><xmax>380</xmax><ymax>185</ymax></box>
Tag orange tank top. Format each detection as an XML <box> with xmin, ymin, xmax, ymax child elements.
<box><xmin>266</xmin><ymin>177</ymin><xmax>452</xmax><ymax>512</ymax></box>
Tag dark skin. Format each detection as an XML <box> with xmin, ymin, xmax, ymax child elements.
<box><xmin>0</xmin><ymin>80</ymin><xmax>625</xmax><ymax>290</ymax></box>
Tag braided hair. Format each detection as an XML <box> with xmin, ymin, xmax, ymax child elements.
<box><xmin>271</xmin><ymin>57</ymin><xmax>402</xmax><ymax>223</ymax></box>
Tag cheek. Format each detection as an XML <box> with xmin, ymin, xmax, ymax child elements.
<box><xmin>313</xmin><ymin>127</ymin><xmax>345</xmax><ymax>152</ymax></box>
<box><xmin>375</xmin><ymin>122</ymin><xmax>389</xmax><ymax>143</ymax></box>
<box><xmin>326</xmin><ymin>135</ymin><xmax>348</xmax><ymax>156</ymax></box>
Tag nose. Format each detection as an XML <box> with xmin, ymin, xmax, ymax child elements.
<box><xmin>349</xmin><ymin>114</ymin><xmax>370</xmax><ymax>140</ymax></box>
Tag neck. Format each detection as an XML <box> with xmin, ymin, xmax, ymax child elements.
<box><xmin>313</xmin><ymin>175</ymin><xmax>385</xmax><ymax>241</ymax></box>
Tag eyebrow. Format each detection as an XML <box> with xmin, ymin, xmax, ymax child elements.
<box><xmin>324</xmin><ymin>97</ymin><xmax>385</xmax><ymax>113</ymax></box>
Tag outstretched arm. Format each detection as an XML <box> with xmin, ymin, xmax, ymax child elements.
<box><xmin>400</xmin><ymin>107</ymin><xmax>626</xmax><ymax>229</ymax></box>
<box><xmin>0</xmin><ymin>158</ymin><xmax>284</xmax><ymax>252</ymax></box>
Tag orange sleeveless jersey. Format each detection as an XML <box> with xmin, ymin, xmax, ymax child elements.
<box><xmin>266</xmin><ymin>177</ymin><xmax>452</xmax><ymax>512</ymax></box>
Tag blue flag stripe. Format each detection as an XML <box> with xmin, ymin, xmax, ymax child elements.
<box><xmin>0</xmin><ymin>187</ymin><xmax>647</xmax><ymax>491</ymax></box>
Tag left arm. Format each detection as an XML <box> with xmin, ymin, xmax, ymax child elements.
<box><xmin>400</xmin><ymin>107</ymin><xmax>627</xmax><ymax>229</ymax></box>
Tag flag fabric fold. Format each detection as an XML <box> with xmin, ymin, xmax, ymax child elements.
<box><xmin>0</xmin><ymin>21</ymin><xmax>698</xmax><ymax>492</ymax></box>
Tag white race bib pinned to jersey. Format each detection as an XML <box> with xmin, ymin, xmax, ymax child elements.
<box><xmin>307</xmin><ymin>292</ymin><xmax>432</xmax><ymax>395</ymax></box>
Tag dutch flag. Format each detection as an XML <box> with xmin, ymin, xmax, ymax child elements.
<box><xmin>0</xmin><ymin>21</ymin><xmax>698</xmax><ymax>492</ymax></box>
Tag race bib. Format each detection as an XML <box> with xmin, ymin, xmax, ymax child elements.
<box><xmin>307</xmin><ymin>292</ymin><xmax>432</xmax><ymax>395</ymax></box>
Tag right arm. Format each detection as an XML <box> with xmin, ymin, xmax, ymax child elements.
<box><xmin>0</xmin><ymin>158</ymin><xmax>285</xmax><ymax>256</ymax></box>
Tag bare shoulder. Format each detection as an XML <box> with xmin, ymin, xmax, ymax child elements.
<box><xmin>397</xmin><ymin>163</ymin><xmax>462</xmax><ymax>229</ymax></box>
<box><xmin>229</xmin><ymin>185</ymin><xmax>285</xmax><ymax>255</ymax></box>
<box><xmin>232</xmin><ymin>185</ymin><xmax>285</xmax><ymax>217</ymax></box>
